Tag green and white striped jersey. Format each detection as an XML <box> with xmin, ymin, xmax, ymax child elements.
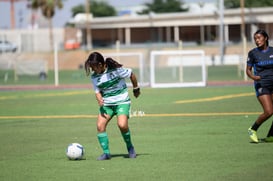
<box><xmin>91</xmin><ymin>67</ymin><xmax>132</xmax><ymax>106</ymax></box>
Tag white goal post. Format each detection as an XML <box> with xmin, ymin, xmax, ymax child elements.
<box><xmin>150</xmin><ymin>50</ymin><xmax>207</xmax><ymax>88</ymax></box>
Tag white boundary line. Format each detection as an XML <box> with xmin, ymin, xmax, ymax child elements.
<box><xmin>0</xmin><ymin>112</ymin><xmax>260</xmax><ymax>119</ymax></box>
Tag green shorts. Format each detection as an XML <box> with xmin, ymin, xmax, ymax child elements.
<box><xmin>100</xmin><ymin>104</ymin><xmax>131</xmax><ymax>118</ymax></box>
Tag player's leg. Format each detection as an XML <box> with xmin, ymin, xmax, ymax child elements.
<box><xmin>249</xmin><ymin>94</ymin><xmax>273</xmax><ymax>142</ymax></box>
<box><xmin>97</xmin><ymin>106</ymin><xmax>113</xmax><ymax>160</ymax></box>
<box><xmin>257</xmin><ymin>94</ymin><xmax>273</xmax><ymax>124</ymax></box>
<box><xmin>264</xmin><ymin>94</ymin><xmax>273</xmax><ymax>142</ymax></box>
<box><xmin>116</xmin><ymin>104</ymin><xmax>136</xmax><ymax>158</ymax></box>
<box><xmin>265</xmin><ymin>121</ymin><xmax>273</xmax><ymax>142</ymax></box>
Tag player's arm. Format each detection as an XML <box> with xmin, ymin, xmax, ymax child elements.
<box><xmin>95</xmin><ymin>92</ymin><xmax>104</xmax><ymax>106</ymax></box>
<box><xmin>92</xmin><ymin>78</ymin><xmax>104</xmax><ymax>106</ymax></box>
<box><xmin>246</xmin><ymin>65</ymin><xmax>261</xmax><ymax>81</ymax></box>
<box><xmin>130</xmin><ymin>72</ymin><xmax>140</xmax><ymax>98</ymax></box>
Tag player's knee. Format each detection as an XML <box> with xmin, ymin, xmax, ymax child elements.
<box><xmin>118</xmin><ymin>123</ymin><xmax>126</xmax><ymax>130</ymax></box>
<box><xmin>117</xmin><ymin>123</ymin><xmax>128</xmax><ymax>132</ymax></box>
<box><xmin>97</xmin><ymin>122</ymin><xmax>106</xmax><ymax>132</ymax></box>
<box><xmin>97</xmin><ymin>125</ymin><xmax>105</xmax><ymax>132</ymax></box>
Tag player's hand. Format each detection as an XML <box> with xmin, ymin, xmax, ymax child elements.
<box><xmin>97</xmin><ymin>99</ymin><xmax>104</xmax><ymax>106</ymax></box>
<box><xmin>133</xmin><ymin>87</ymin><xmax>140</xmax><ymax>98</ymax></box>
<box><xmin>253</xmin><ymin>75</ymin><xmax>261</xmax><ymax>81</ymax></box>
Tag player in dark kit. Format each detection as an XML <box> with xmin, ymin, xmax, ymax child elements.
<box><xmin>247</xmin><ymin>29</ymin><xmax>273</xmax><ymax>143</ymax></box>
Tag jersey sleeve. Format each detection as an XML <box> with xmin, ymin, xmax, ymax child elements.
<box><xmin>246</xmin><ymin>50</ymin><xmax>255</xmax><ymax>67</ymax></box>
<box><xmin>117</xmin><ymin>67</ymin><xmax>132</xmax><ymax>78</ymax></box>
<box><xmin>91</xmin><ymin>77</ymin><xmax>100</xmax><ymax>93</ymax></box>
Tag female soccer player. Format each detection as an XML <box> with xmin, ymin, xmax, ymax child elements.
<box><xmin>84</xmin><ymin>52</ymin><xmax>141</xmax><ymax>160</ymax></box>
<box><xmin>247</xmin><ymin>29</ymin><xmax>273</xmax><ymax>143</ymax></box>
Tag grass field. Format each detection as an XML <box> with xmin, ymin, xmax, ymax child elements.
<box><xmin>0</xmin><ymin>65</ymin><xmax>244</xmax><ymax>85</ymax></box>
<box><xmin>0</xmin><ymin>85</ymin><xmax>273</xmax><ymax>181</ymax></box>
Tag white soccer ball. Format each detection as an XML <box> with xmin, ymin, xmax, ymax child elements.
<box><xmin>66</xmin><ymin>143</ymin><xmax>84</xmax><ymax>160</ymax></box>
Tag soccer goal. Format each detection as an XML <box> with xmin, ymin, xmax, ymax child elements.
<box><xmin>150</xmin><ymin>50</ymin><xmax>206</xmax><ymax>88</ymax></box>
<box><xmin>14</xmin><ymin>60</ymin><xmax>48</xmax><ymax>81</ymax></box>
<box><xmin>103</xmin><ymin>52</ymin><xmax>148</xmax><ymax>86</ymax></box>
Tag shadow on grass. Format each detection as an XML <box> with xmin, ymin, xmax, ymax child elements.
<box><xmin>111</xmin><ymin>153</ymin><xmax>151</xmax><ymax>159</ymax></box>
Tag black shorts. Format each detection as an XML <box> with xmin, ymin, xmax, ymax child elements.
<box><xmin>255</xmin><ymin>83</ymin><xmax>273</xmax><ymax>97</ymax></box>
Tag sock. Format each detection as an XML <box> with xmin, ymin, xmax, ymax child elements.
<box><xmin>251</xmin><ymin>122</ymin><xmax>261</xmax><ymax>131</ymax></box>
<box><xmin>267</xmin><ymin>122</ymin><xmax>273</xmax><ymax>137</ymax></box>
<box><xmin>97</xmin><ymin>132</ymin><xmax>110</xmax><ymax>154</ymax></box>
<box><xmin>121</xmin><ymin>130</ymin><xmax>133</xmax><ymax>149</ymax></box>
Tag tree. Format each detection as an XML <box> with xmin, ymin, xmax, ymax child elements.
<box><xmin>225</xmin><ymin>0</ymin><xmax>273</xmax><ymax>8</ymax></box>
<box><xmin>71</xmin><ymin>0</ymin><xmax>116</xmax><ymax>17</ymax></box>
<box><xmin>138</xmin><ymin>0</ymin><xmax>188</xmax><ymax>14</ymax></box>
<box><xmin>29</xmin><ymin>0</ymin><xmax>63</xmax><ymax>51</ymax></box>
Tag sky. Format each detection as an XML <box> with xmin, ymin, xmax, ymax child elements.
<box><xmin>0</xmin><ymin>0</ymin><xmax>216</xmax><ymax>29</ymax></box>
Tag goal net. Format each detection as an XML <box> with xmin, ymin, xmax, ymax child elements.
<box><xmin>15</xmin><ymin>60</ymin><xmax>48</xmax><ymax>75</ymax></box>
<box><xmin>150</xmin><ymin>50</ymin><xmax>206</xmax><ymax>88</ymax></box>
<box><xmin>103</xmin><ymin>52</ymin><xmax>148</xmax><ymax>86</ymax></box>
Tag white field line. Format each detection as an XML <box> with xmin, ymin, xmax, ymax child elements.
<box><xmin>0</xmin><ymin>112</ymin><xmax>260</xmax><ymax>119</ymax></box>
<box><xmin>0</xmin><ymin>92</ymin><xmax>258</xmax><ymax>119</ymax></box>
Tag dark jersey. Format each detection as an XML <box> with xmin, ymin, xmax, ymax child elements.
<box><xmin>247</xmin><ymin>46</ymin><xmax>273</xmax><ymax>87</ymax></box>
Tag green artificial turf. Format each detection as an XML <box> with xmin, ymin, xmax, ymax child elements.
<box><xmin>0</xmin><ymin>86</ymin><xmax>272</xmax><ymax>181</ymax></box>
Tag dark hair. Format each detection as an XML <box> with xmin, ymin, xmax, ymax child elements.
<box><xmin>84</xmin><ymin>52</ymin><xmax>122</xmax><ymax>76</ymax></box>
<box><xmin>254</xmin><ymin>29</ymin><xmax>269</xmax><ymax>46</ymax></box>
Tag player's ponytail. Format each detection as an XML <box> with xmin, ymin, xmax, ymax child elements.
<box><xmin>84</xmin><ymin>59</ymin><xmax>91</xmax><ymax>76</ymax></box>
<box><xmin>105</xmin><ymin>58</ymin><xmax>123</xmax><ymax>69</ymax></box>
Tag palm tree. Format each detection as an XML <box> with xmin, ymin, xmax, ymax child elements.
<box><xmin>30</xmin><ymin>0</ymin><xmax>63</xmax><ymax>51</ymax></box>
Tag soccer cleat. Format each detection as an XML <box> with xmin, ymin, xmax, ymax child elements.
<box><xmin>127</xmin><ymin>146</ymin><xmax>136</xmax><ymax>158</ymax></box>
<box><xmin>264</xmin><ymin>136</ymin><xmax>273</xmax><ymax>142</ymax></box>
<box><xmin>97</xmin><ymin>153</ymin><xmax>111</xmax><ymax>161</ymax></box>
<box><xmin>248</xmin><ymin>127</ymin><xmax>258</xmax><ymax>143</ymax></box>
